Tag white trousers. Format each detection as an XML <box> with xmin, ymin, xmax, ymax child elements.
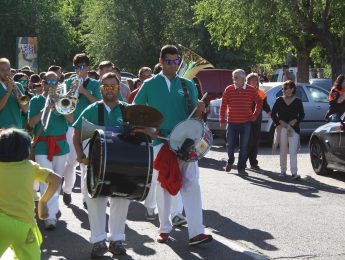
<box><xmin>35</xmin><ymin>154</ymin><xmax>67</xmax><ymax>220</ymax></box>
<box><xmin>279</xmin><ymin>127</ymin><xmax>299</xmax><ymax>175</ymax></box>
<box><xmin>144</xmin><ymin>169</ymin><xmax>183</xmax><ymax>218</ymax></box>
<box><xmin>82</xmin><ymin>172</ymin><xmax>130</xmax><ymax>243</ymax></box>
<box><xmin>154</xmin><ymin>144</ymin><xmax>204</xmax><ymax>239</ymax></box>
<box><xmin>63</xmin><ymin>127</ymin><xmax>77</xmax><ymax>194</ymax></box>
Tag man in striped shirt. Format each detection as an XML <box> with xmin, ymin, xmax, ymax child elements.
<box><xmin>219</xmin><ymin>69</ymin><xmax>262</xmax><ymax>176</ymax></box>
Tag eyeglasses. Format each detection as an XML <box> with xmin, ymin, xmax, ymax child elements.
<box><xmin>44</xmin><ymin>80</ymin><xmax>58</xmax><ymax>86</ymax></box>
<box><xmin>74</xmin><ymin>64</ymin><xmax>87</xmax><ymax>70</ymax></box>
<box><xmin>100</xmin><ymin>84</ymin><xmax>119</xmax><ymax>91</ymax></box>
<box><xmin>282</xmin><ymin>87</ymin><xmax>293</xmax><ymax>91</ymax></box>
<box><xmin>19</xmin><ymin>79</ymin><xmax>28</xmax><ymax>85</ymax></box>
<box><xmin>163</xmin><ymin>58</ymin><xmax>181</xmax><ymax>65</ymax></box>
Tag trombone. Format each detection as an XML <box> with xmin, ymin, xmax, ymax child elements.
<box><xmin>55</xmin><ymin>75</ymin><xmax>83</xmax><ymax>115</ymax></box>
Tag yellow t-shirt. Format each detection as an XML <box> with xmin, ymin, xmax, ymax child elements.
<box><xmin>0</xmin><ymin>160</ymin><xmax>50</xmax><ymax>225</ymax></box>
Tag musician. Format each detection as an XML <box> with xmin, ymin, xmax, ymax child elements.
<box><xmin>73</xmin><ymin>72</ymin><xmax>130</xmax><ymax>257</ymax></box>
<box><xmin>28</xmin><ymin>71</ymin><xmax>73</xmax><ymax>230</ymax></box>
<box><xmin>134</xmin><ymin>45</ymin><xmax>213</xmax><ymax>245</ymax></box>
<box><xmin>0</xmin><ymin>128</ymin><xmax>62</xmax><ymax>260</ymax></box>
<box><xmin>0</xmin><ymin>58</ymin><xmax>28</xmax><ymax>129</ymax></box>
<box><xmin>63</xmin><ymin>53</ymin><xmax>102</xmax><ymax>206</ymax></box>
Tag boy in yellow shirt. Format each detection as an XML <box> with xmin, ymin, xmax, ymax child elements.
<box><xmin>0</xmin><ymin>128</ymin><xmax>62</xmax><ymax>260</ymax></box>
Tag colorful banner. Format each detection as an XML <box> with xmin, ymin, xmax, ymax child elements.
<box><xmin>17</xmin><ymin>37</ymin><xmax>38</xmax><ymax>72</ymax></box>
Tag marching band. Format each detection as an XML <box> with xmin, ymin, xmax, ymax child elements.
<box><xmin>0</xmin><ymin>45</ymin><xmax>214</xmax><ymax>258</ymax></box>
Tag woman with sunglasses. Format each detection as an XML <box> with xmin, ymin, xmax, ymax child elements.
<box><xmin>271</xmin><ymin>80</ymin><xmax>305</xmax><ymax>179</ymax></box>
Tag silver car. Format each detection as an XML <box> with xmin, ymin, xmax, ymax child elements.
<box><xmin>207</xmin><ymin>82</ymin><xmax>330</xmax><ymax>137</ymax></box>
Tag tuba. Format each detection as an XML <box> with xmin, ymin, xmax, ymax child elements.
<box><xmin>177</xmin><ymin>44</ymin><xmax>214</xmax><ymax>80</ymax></box>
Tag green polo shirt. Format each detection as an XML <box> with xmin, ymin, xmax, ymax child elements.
<box><xmin>64</xmin><ymin>77</ymin><xmax>102</xmax><ymax>125</ymax></box>
<box><xmin>28</xmin><ymin>94</ymin><xmax>69</xmax><ymax>155</ymax></box>
<box><xmin>73</xmin><ymin>101</ymin><xmax>128</xmax><ymax>130</ymax></box>
<box><xmin>0</xmin><ymin>82</ymin><xmax>25</xmax><ymax>129</ymax></box>
<box><xmin>133</xmin><ymin>74</ymin><xmax>198</xmax><ymax>145</ymax></box>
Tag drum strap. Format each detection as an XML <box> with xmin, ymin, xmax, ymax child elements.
<box><xmin>180</xmin><ymin>78</ymin><xmax>193</xmax><ymax>115</ymax></box>
<box><xmin>97</xmin><ymin>101</ymin><xmax>126</xmax><ymax>126</ymax></box>
<box><xmin>98</xmin><ymin>102</ymin><xmax>104</xmax><ymax>126</ymax></box>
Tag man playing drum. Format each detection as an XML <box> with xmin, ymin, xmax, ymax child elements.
<box><xmin>73</xmin><ymin>72</ymin><xmax>130</xmax><ymax>257</ymax></box>
<box><xmin>134</xmin><ymin>44</ymin><xmax>213</xmax><ymax>245</ymax></box>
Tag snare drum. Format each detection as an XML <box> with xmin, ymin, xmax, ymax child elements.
<box><xmin>87</xmin><ymin>129</ymin><xmax>153</xmax><ymax>200</ymax></box>
<box><xmin>169</xmin><ymin>118</ymin><xmax>213</xmax><ymax>162</ymax></box>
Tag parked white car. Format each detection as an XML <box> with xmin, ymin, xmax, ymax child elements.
<box><xmin>206</xmin><ymin>82</ymin><xmax>330</xmax><ymax>138</ymax></box>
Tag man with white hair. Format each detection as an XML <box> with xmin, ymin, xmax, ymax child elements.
<box><xmin>219</xmin><ymin>69</ymin><xmax>263</xmax><ymax>176</ymax></box>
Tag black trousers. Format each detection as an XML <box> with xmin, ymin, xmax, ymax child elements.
<box><xmin>248</xmin><ymin>120</ymin><xmax>262</xmax><ymax>167</ymax></box>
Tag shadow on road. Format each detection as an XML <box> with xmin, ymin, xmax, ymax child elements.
<box><xmin>243</xmin><ymin>168</ymin><xmax>345</xmax><ymax>198</ymax></box>
<box><xmin>203</xmin><ymin>209</ymin><xmax>277</xmax><ymax>252</ymax></box>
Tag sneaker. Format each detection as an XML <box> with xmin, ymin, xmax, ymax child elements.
<box><xmin>238</xmin><ymin>170</ymin><xmax>248</xmax><ymax>176</ymax></box>
<box><xmin>157</xmin><ymin>233</ymin><xmax>170</xmax><ymax>243</ymax></box>
<box><xmin>225</xmin><ymin>163</ymin><xmax>232</xmax><ymax>173</ymax></box>
<box><xmin>189</xmin><ymin>234</ymin><xmax>213</xmax><ymax>246</ymax></box>
<box><xmin>91</xmin><ymin>240</ymin><xmax>108</xmax><ymax>258</ymax></box>
<box><xmin>108</xmin><ymin>240</ymin><xmax>126</xmax><ymax>255</ymax></box>
<box><xmin>172</xmin><ymin>214</ymin><xmax>187</xmax><ymax>226</ymax></box>
<box><xmin>63</xmin><ymin>192</ymin><xmax>71</xmax><ymax>205</ymax></box>
<box><xmin>145</xmin><ymin>208</ymin><xmax>156</xmax><ymax>221</ymax></box>
<box><xmin>44</xmin><ymin>219</ymin><xmax>57</xmax><ymax>230</ymax></box>
<box><xmin>279</xmin><ymin>172</ymin><xmax>286</xmax><ymax>177</ymax></box>
<box><xmin>292</xmin><ymin>174</ymin><xmax>300</xmax><ymax>180</ymax></box>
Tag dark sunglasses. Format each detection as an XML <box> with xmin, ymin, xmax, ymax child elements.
<box><xmin>100</xmin><ymin>84</ymin><xmax>119</xmax><ymax>91</ymax></box>
<box><xmin>74</xmin><ymin>64</ymin><xmax>87</xmax><ymax>70</ymax></box>
<box><xmin>19</xmin><ymin>79</ymin><xmax>28</xmax><ymax>85</ymax></box>
<box><xmin>44</xmin><ymin>80</ymin><xmax>59</xmax><ymax>86</ymax></box>
<box><xmin>164</xmin><ymin>58</ymin><xmax>181</xmax><ymax>65</ymax></box>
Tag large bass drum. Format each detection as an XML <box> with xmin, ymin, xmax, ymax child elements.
<box><xmin>87</xmin><ymin>129</ymin><xmax>153</xmax><ymax>201</ymax></box>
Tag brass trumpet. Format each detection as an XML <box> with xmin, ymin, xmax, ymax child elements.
<box><xmin>7</xmin><ymin>76</ymin><xmax>30</xmax><ymax>105</ymax></box>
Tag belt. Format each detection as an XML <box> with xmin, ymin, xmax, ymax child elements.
<box><xmin>37</xmin><ymin>134</ymin><xmax>66</xmax><ymax>161</ymax></box>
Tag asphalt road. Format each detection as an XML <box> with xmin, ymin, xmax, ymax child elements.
<box><xmin>2</xmin><ymin>138</ymin><xmax>345</xmax><ymax>260</ymax></box>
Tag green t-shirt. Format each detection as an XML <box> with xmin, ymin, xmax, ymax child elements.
<box><xmin>73</xmin><ymin>101</ymin><xmax>128</xmax><ymax>130</ymax></box>
<box><xmin>64</xmin><ymin>77</ymin><xmax>102</xmax><ymax>125</ymax></box>
<box><xmin>133</xmin><ymin>74</ymin><xmax>198</xmax><ymax>145</ymax></box>
<box><xmin>0</xmin><ymin>82</ymin><xmax>25</xmax><ymax>129</ymax></box>
<box><xmin>28</xmin><ymin>94</ymin><xmax>69</xmax><ymax>155</ymax></box>
<box><xmin>0</xmin><ymin>160</ymin><xmax>50</xmax><ymax>225</ymax></box>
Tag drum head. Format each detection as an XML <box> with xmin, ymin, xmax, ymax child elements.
<box><xmin>87</xmin><ymin>130</ymin><xmax>106</xmax><ymax>198</ymax></box>
<box><xmin>169</xmin><ymin>119</ymin><xmax>204</xmax><ymax>151</ymax></box>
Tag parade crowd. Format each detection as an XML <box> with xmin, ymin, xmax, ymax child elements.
<box><xmin>1</xmin><ymin>44</ymin><xmax>345</xmax><ymax>259</ymax></box>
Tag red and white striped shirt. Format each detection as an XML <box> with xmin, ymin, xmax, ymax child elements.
<box><xmin>219</xmin><ymin>84</ymin><xmax>263</xmax><ymax>124</ymax></box>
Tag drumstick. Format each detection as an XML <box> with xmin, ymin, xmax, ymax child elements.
<box><xmin>157</xmin><ymin>135</ymin><xmax>169</xmax><ymax>140</ymax></box>
<box><xmin>187</xmin><ymin>92</ymin><xmax>208</xmax><ymax>120</ymax></box>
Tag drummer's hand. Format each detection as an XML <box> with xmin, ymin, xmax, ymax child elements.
<box><xmin>132</xmin><ymin>128</ymin><xmax>158</xmax><ymax>140</ymax></box>
<box><xmin>77</xmin><ymin>153</ymin><xmax>87</xmax><ymax>164</ymax></box>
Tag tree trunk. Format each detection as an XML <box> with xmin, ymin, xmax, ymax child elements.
<box><xmin>331</xmin><ymin>54</ymin><xmax>343</xmax><ymax>81</ymax></box>
<box><xmin>296</xmin><ymin>48</ymin><xmax>310</xmax><ymax>83</ymax></box>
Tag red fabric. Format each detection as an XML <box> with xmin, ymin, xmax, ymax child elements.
<box><xmin>153</xmin><ymin>142</ymin><xmax>182</xmax><ymax>195</ymax></box>
<box><xmin>37</xmin><ymin>134</ymin><xmax>66</xmax><ymax>161</ymax></box>
<box><xmin>128</xmin><ymin>88</ymin><xmax>140</xmax><ymax>104</ymax></box>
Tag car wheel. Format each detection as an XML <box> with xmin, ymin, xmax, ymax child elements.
<box><xmin>309</xmin><ymin>138</ymin><xmax>332</xmax><ymax>175</ymax></box>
